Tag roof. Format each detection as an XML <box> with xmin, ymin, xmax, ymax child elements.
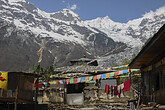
<box><xmin>129</xmin><ymin>24</ymin><xmax>165</xmax><ymax>69</ymax></box>
<box><xmin>71</xmin><ymin>57</ymin><xmax>92</xmax><ymax>62</ymax></box>
<box><xmin>55</xmin><ymin>65</ymin><xmax>105</xmax><ymax>73</ymax></box>
<box><xmin>8</xmin><ymin>72</ymin><xmax>41</xmax><ymax>77</ymax></box>
<box><xmin>70</xmin><ymin>58</ymin><xmax>98</xmax><ymax>66</ymax></box>
<box><xmin>54</xmin><ymin>56</ymin><xmax>115</xmax><ymax>77</ymax></box>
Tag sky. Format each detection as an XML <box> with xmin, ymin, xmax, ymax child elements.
<box><xmin>25</xmin><ymin>0</ymin><xmax>165</xmax><ymax>23</ymax></box>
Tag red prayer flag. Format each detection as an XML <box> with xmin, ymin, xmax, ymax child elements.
<box><xmin>114</xmin><ymin>71</ymin><xmax>119</xmax><ymax>78</ymax></box>
<box><xmin>93</xmin><ymin>76</ymin><xmax>97</xmax><ymax>80</ymax></box>
<box><xmin>105</xmin><ymin>84</ymin><xmax>109</xmax><ymax>94</ymax></box>
<box><xmin>74</xmin><ymin>78</ymin><xmax>77</xmax><ymax>84</ymax></box>
<box><xmin>34</xmin><ymin>82</ymin><xmax>42</xmax><ymax>88</ymax></box>
<box><xmin>56</xmin><ymin>81</ymin><xmax>59</xmax><ymax>85</ymax></box>
<box><xmin>124</xmin><ymin>79</ymin><xmax>130</xmax><ymax>92</ymax></box>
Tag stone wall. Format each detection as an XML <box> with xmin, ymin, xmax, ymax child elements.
<box><xmin>84</xmin><ymin>86</ymin><xmax>134</xmax><ymax>104</ymax></box>
<box><xmin>42</xmin><ymin>87</ymin><xmax>64</xmax><ymax>104</ymax></box>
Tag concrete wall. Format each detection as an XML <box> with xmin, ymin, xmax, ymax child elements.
<box><xmin>66</xmin><ymin>93</ymin><xmax>84</xmax><ymax>105</ymax></box>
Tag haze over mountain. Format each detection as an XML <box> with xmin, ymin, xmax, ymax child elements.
<box><xmin>0</xmin><ymin>0</ymin><xmax>165</xmax><ymax>71</ymax></box>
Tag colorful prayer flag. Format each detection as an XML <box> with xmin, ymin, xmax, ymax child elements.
<box><xmin>74</xmin><ymin>78</ymin><xmax>77</xmax><ymax>84</ymax></box>
<box><xmin>77</xmin><ymin>78</ymin><xmax>81</xmax><ymax>83</ymax></box>
<box><xmin>34</xmin><ymin>82</ymin><xmax>42</xmax><ymax>88</ymax></box>
<box><xmin>119</xmin><ymin>71</ymin><xmax>123</xmax><ymax>75</ymax></box>
<box><xmin>93</xmin><ymin>76</ymin><xmax>97</xmax><ymax>80</ymax></box>
<box><xmin>85</xmin><ymin>77</ymin><xmax>89</xmax><ymax>83</ymax></box>
<box><xmin>101</xmin><ymin>74</ymin><xmax>106</xmax><ymax>79</ymax></box>
<box><xmin>114</xmin><ymin>71</ymin><xmax>119</xmax><ymax>78</ymax></box>
<box><xmin>59</xmin><ymin>80</ymin><xmax>63</xmax><ymax>84</ymax></box>
<box><xmin>49</xmin><ymin>81</ymin><xmax>53</xmax><ymax>85</ymax></box>
<box><xmin>70</xmin><ymin>78</ymin><xmax>74</xmax><ymax>84</ymax></box>
<box><xmin>37</xmin><ymin>48</ymin><xmax>43</xmax><ymax>63</ymax></box>
<box><xmin>88</xmin><ymin>76</ymin><xmax>93</xmax><ymax>81</ymax></box>
<box><xmin>124</xmin><ymin>79</ymin><xmax>130</xmax><ymax>92</ymax></box>
<box><xmin>53</xmin><ymin>81</ymin><xmax>56</xmax><ymax>84</ymax></box>
<box><xmin>66</xmin><ymin>79</ymin><xmax>70</xmax><ymax>85</ymax></box>
<box><xmin>38</xmin><ymin>54</ymin><xmax>42</xmax><ymax>63</ymax></box>
<box><xmin>110</xmin><ymin>72</ymin><xmax>115</xmax><ymax>77</ymax></box>
<box><xmin>37</xmin><ymin>47</ymin><xmax>43</xmax><ymax>55</ymax></box>
<box><xmin>97</xmin><ymin>74</ymin><xmax>101</xmax><ymax>79</ymax></box>
<box><xmin>56</xmin><ymin>80</ymin><xmax>59</xmax><ymax>85</ymax></box>
<box><xmin>106</xmin><ymin>73</ymin><xmax>110</xmax><ymax>78</ymax></box>
<box><xmin>81</xmin><ymin>77</ymin><xmax>85</xmax><ymax>82</ymax></box>
<box><xmin>123</xmin><ymin>69</ymin><xmax>128</xmax><ymax>73</ymax></box>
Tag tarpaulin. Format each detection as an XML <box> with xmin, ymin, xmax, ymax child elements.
<box><xmin>0</xmin><ymin>72</ymin><xmax>8</xmax><ymax>90</ymax></box>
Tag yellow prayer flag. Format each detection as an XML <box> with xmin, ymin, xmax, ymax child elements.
<box><xmin>37</xmin><ymin>47</ymin><xmax>43</xmax><ymax>63</ymax></box>
<box><xmin>38</xmin><ymin>54</ymin><xmax>42</xmax><ymax>63</ymax></box>
<box><xmin>37</xmin><ymin>47</ymin><xmax>43</xmax><ymax>55</ymax></box>
<box><xmin>0</xmin><ymin>72</ymin><xmax>8</xmax><ymax>90</ymax></box>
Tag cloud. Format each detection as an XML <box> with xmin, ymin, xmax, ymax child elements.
<box><xmin>62</xmin><ymin>0</ymin><xmax>65</xmax><ymax>3</ymax></box>
<box><xmin>67</xmin><ymin>4</ymin><xmax>77</xmax><ymax>10</ymax></box>
<box><xmin>70</xmin><ymin>4</ymin><xmax>77</xmax><ymax>10</ymax></box>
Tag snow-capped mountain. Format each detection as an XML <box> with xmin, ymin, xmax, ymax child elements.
<box><xmin>0</xmin><ymin>0</ymin><xmax>125</xmax><ymax>71</ymax></box>
<box><xmin>85</xmin><ymin>6</ymin><xmax>165</xmax><ymax>67</ymax></box>
<box><xmin>0</xmin><ymin>0</ymin><xmax>165</xmax><ymax>71</ymax></box>
<box><xmin>85</xmin><ymin>6</ymin><xmax>165</xmax><ymax>47</ymax></box>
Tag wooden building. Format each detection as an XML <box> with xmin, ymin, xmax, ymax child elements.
<box><xmin>0</xmin><ymin>72</ymin><xmax>40</xmax><ymax>110</ymax></box>
<box><xmin>129</xmin><ymin>24</ymin><xmax>165</xmax><ymax>105</ymax></box>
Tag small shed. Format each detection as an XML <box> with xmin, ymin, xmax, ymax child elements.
<box><xmin>129</xmin><ymin>24</ymin><xmax>165</xmax><ymax>105</ymax></box>
<box><xmin>0</xmin><ymin>72</ymin><xmax>40</xmax><ymax>110</ymax></box>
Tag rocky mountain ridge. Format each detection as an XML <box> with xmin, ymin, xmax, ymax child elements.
<box><xmin>0</xmin><ymin>0</ymin><xmax>165</xmax><ymax>71</ymax></box>
<box><xmin>0</xmin><ymin>0</ymin><xmax>125</xmax><ymax>71</ymax></box>
<box><xmin>85</xmin><ymin>6</ymin><xmax>165</xmax><ymax>67</ymax></box>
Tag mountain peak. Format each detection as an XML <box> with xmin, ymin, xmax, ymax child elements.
<box><xmin>6</xmin><ymin>0</ymin><xmax>25</xmax><ymax>3</ymax></box>
<box><xmin>142</xmin><ymin>5</ymin><xmax>165</xmax><ymax>18</ymax></box>
<box><xmin>59</xmin><ymin>9</ymin><xmax>80</xmax><ymax>19</ymax></box>
<box><xmin>103</xmin><ymin>16</ymin><xmax>110</xmax><ymax>19</ymax></box>
<box><xmin>102</xmin><ymin>16</ymin><xmax>114</xmax><ymax>22</ymax></box>
<box><xmin>50</xmin><ymin>9</ymin><xmax>81</xmax><ymax>22</ymax></box>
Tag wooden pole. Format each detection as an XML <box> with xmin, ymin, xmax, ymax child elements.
<box><xmin>141</xmin><ymin>70</ymin><xmax>145</xmax><ymax>104</ymax></box>
<box><xmin>64</xmin><ymin>84</ymin><xmax>67</xmax><ymax>104</ymax></box>
<box><xmin>14</xmin><ymin>80</ymin><xmax>19</xmax><ymax>110</ymax></box>
<box><xmin>14</xmin><ymin>74</ymin><xmax>20</xmax><ymax>110</ymax></box>
<box><xmin>129</xmin><ymin>69</ymin><xmax>131</xmax><ymax>84</ymax></box>
<box><xmin>8</xmin><ymin>103</ymin><xmax>9</xmax><ymax>110</ymax></box>
<box><xmin>35</xmin><ymin>78</ymin><xmax>39</xmax><ymax>110</ymax></box>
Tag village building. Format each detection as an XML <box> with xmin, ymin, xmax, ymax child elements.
<box><xmin>42</xmin><ymin>56</ymin><xmax>117</xmax><ymax>105</ymax></box>
<box><xmin>129</xmin><ymin>24</ymin><xmax>165</xmax><ymax>106</ymax></box>
<box><xmin>0</xmin><ymin>72</ymin><xmax>42</xmax><ymax>110</ymax></box>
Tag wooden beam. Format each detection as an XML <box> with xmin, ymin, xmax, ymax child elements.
<box><xmin>64</xmin><ymin>84</ymin><xmax>67</xmax><ymax>104</ymax></box>
<box><xmin>35</xmin><ymin>78</ymin><xmax>39</xmax><ymax>110</ymax></box>
<box><xmin>14</xmin><ymin>83</ymin><xmax>18</xmax><ymax>110</ymax></box>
